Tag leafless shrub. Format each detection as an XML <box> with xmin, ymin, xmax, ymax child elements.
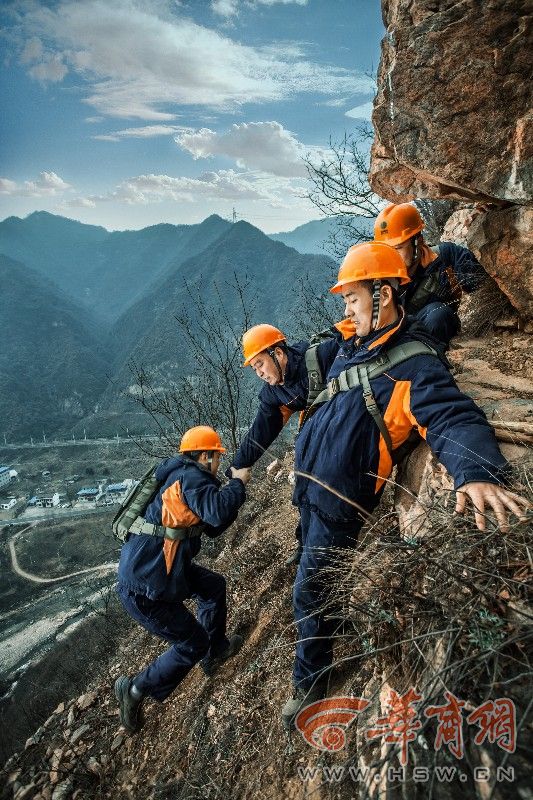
<box><xmin>127</xmin><ymin>273</ymin><xmax>256</xmax><ymax>460</ymax></box>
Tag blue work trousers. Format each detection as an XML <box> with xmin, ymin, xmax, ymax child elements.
<box><xmin>415</xmin><ymin>301</ymin><xmax>460</xmax><ymax>346</ymax></box>
<box><xmin>292</xmin><ymin>506</ymin><xmax>362</xmax><ymax>690</ymax></box>
<box><xmin>117</xmin><ymin>563</ymin><xmax>227</xmax><ymax>701</ymax></box>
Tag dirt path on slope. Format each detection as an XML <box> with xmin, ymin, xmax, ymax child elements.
<box><xmin>8</xmin><ymin>524</ymin><xmax>117</xmax><ymax>584</ymax></box>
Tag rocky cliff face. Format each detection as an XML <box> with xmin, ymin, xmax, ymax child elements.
<box><xmin>370</xmin><ymin>0</ymin><xmax>532</xmax><ymax>317</ymax></box>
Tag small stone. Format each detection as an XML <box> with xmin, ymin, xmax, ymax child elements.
<box><xmin>524</xmin><ymin>320</ymin><xmax>533</xmax><ymax>334</ymax></box>
<box><xmin>41</xmin><ymin>789</ymin><xmax>52</xmax><ymax>800</ymax></box>
<box><xmin>51</xmin><ymin>779</ymin><xmax>73</xmax><ymax>800</ymax></box>
<box><xmin>7</xmin><ymin>770</ymin><xmax>22</xmax><ymax>785</ymax></box>
<box><xmin>77</xmin><ymin>691</ymin><xmax>97</xmax><ymax>711</ymax></box>
<box><xmin>54</xmin><ymin>703</ymin><xmax>65</xmax><ymax>715</ymax></box>
<box><xmin>66</xmin><ymin>707</ymin><xmax>76</xmax><ymax>727</ymax></box>
<box><xmin>512</xmin><ymin>338</ymin><xmax>530</xmax><ymax>350</ymax></box>
<box><xmin>14</xmin><ymin>784</ymin><xmax>36</xmax><ymax>800</ymax></box>
<box><xmin>70</xmin><ymin>724</ymin><xmax>90</xmax><ymax>744</ymax></box>
<box><xmin>287</xmin><ymin>470</ymin><xmax>296</xmax><ymax>485</ymax></box>
<box><xmin>266</xmin><ymin>459</ymin><xmax>280</xmax><ymax>475</ymax></box>
<box><xmin>493</xmin><ymin>316</ymin><xmax>518</xmax><ymax>330</ymax></box>
<box><xmin>86</xmin><ymin>758</ymin><xmax>102</xmax><ymax>777</ymax></box>
<box><xmin>111</xmin><ymin>733</ymin><xmax>124</xmax><ymax>751</ymax></box>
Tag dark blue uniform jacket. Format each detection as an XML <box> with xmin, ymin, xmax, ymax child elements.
<box><xmin>403</xmin><ymin>241</ymin><xmax>485</xmax><ymax>312</ymax></box>
<box><xmin>293</xmin><ymin>314</ymin><xmax>508</xmax><ymax>522</ymax></box>
<box><xmin>232</xmin><ymin>335</ymin><xmax>343</xmax><ymax>469</ymax></box>
<box><xmin>117</xmin><ymin>455</ymin><xmax>246</xmax><ymax>601</ymax></box>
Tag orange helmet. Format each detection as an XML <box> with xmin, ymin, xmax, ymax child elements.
<box><xmin>179</xmin><ymin>426</ymin><xmax>226</xmax><ymax>453</ymax></box>
<box><xmin>330</xmin><ymin>242</ymin><xmax>410</xmax><ymax>294</ymax></box>
<box><xmin>242</xmin><ymin>324</ymin><xmax>286</xmax><ymax>367</ymax></box>
<box><xmin>374</xmin><ymin>203</ymin><xmax>425</xmax><ymax>246</ymax></box>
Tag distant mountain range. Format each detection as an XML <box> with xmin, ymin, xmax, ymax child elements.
<box><xmin>270</xmin><ymin>214</ymin><xmax>374</xmax><ymax>255</ymax></box>
<box><xmin>0</xmin><ymin>211</ymin><xmax>342</xmax><ymax>439</ymax></box>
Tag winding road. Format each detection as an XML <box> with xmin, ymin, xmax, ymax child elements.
<box><xmin>7</xmin><ymin>524</ymin><xmax>117</xmax><ymax>585</ymax></box>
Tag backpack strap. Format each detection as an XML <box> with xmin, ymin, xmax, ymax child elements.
<box><xmin>128</xmin><ymin>515</ymin><xmax>205</xmax><ymax>541</ymax></box>
<box><xmin>309</xmin><ymin>340</ymin><xmax>440</xmax><ymax>455</ymax></box>
<box><xmin>304</xmin><ymin>343</ymin><xmax>325</xmax><ymax>408</ymax></box>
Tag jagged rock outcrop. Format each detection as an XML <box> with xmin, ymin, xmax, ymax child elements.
<box><xmin>370</xmin><ymin>0</ymin><xmax>533</xmax><ymax>319</ymax></box>
<box><xmin>370</xmin><ymin>0</ymin><xmax>532</xmax><ymax>205</ymax></box>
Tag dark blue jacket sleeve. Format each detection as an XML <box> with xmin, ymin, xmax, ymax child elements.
<box><xmin>440</xmin><ymin>242</ymin><xmax>486</xmax><ymax>293</ymax></box>
<box><xmin>232</xmin><ymin>388</ymin><xmax>285</xmax><ymax>469</ymax></box>
<box><xmin>182</xmin><ymin>476</ymin><xmax>246</xmax><ymax>536</ymax></box>
<box><xmin>408</xmin><ymin>356</ymin><xmax>509</xmax><ymax>488</ymax></box>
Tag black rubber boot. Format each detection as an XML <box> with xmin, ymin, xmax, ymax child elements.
<box><xmin>114</xmin><ymin>676</ymin><xmax>144</xmax><ymax>733</ymax></box>
<box><xmin>282</xmin><ymin>683</ymin><xmax>327</xmax><ymax>731</ymax></box>
<box><xmin>200</xmin><ymin>634</ymin><xmax>244</xmax><ymax>677</ymax></box>
<box><xmin>285</xmin><ymin>544</ymin><xmax>303</xmax><ymax>567</ymax></box>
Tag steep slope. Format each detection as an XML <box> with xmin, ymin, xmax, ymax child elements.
<box><xmin>0</xmin><ymin>255</ymin><xmax>108</xmax><ymax>439</ymax></box>
<box><xmin>3</xmin><ymin>442</ymin><xmax>531</xmax><ymax>799</ymax></box>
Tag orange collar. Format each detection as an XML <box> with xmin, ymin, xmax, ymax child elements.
<box><xmin>367</xmin><ymin>308</ymin><xmax>405</xmax><ymax>351</ymax></box>
<box><xmin>334</xmin><ymin>317</ymin><xmax>357</xmax><ymax>340</ymax></box>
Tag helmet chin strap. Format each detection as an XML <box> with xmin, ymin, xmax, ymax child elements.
<box><xmin>412</xmin><ymin>234</ymin><xmax>421</xmax><ymax>270</ymax></box>
<box><xmin>267</xmin><ymin>347</ymin><xmax>284</xmax><ymax>383</ymax></box>
<box><xmin>371</xmin><ymin>280</ymin><xmax>382</xmax><ymax>331</ymax></box>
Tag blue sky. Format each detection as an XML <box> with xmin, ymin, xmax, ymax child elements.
<box><xmin>0</xmin><ymin>0</ymin><xmax>384</xmax><ymax>232</ymax></box>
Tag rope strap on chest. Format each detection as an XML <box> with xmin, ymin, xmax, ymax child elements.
<box><xmin>310</xmin><ymin>340</ymin><xmax>440</xmax><ymax>455</ymax></box>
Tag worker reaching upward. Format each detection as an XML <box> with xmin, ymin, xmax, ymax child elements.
<box><xmin>229</xmin><ymin>320</ymin><xmax>354</xmax><ymax>565</ymax></box>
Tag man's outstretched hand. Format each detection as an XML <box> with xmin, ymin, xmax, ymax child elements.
<box><xmin>456</xmin><ymin>482</ymin><xmax>531</xmax><ymax>532</ymax></box>
<box><xmin>230</xmin><ymin>466</ymin><xmax>251</xmax><ymax>485</ymax></box>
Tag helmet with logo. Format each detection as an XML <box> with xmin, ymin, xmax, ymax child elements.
<box><xmin>374</xmin><ymin>203</ymin><xmax>425</xmax><ymax>247</ymax></box>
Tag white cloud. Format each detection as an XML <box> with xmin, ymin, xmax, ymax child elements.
<box><xmin>20</xmin><ymin>37</ymin><xmax>44</xmax><ymax>64</ymax></box>
<box><xmin>93</xmin><ymin>124</ymin><xmax>184</xmax><ymax>142</ymax></box>
<box><xmin>63</xmin><ymin>196</ymin><xmax>96</xmax><ymax>208</ymax></box>
<box><xmin>175</xmin><ymin>122</ymin><xmax>312</xmax><ymax>178</ymax></box>
<box><xmin>70</xmin><ymin>169</ymin><xmax>299</xmax><ymax>207</ymax></box>
<box><xmin>0</xmin><ymin>171</ymin><xmax>71</xmax><ymax>197</ymax></box>
<box><xmin>0</xmin><ymin>178</ymin><xmax>19</xmax><ymax>193</ymax></box>
<box><xmin>14</xmin><ymin>0</ymin><xmax>373</xmax><ymax>119</ymax></box>
<box><xmin>28</xmin><ymin>54</ymin><xmax>68</xmax><ymax>82</ymax></box>
<box><xmin>211</xmin><ymin>0</ymin><xmax>238</xmax><ymax>16</ymax></box>
<box><xmin>345</xmin><ymin>100</ymin><xmax>375</xmax><ymax>121</ymax></box>
<box><xmin>212</xmin><ymin>0</ymin><xmax>307</xmax><ymax>16</ymax></box>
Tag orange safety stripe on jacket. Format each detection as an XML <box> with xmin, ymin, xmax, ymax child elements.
<box><xmin>334</xmin><ymin>318</ymin><xmax>358</xmax><ymax>340</ymax></box>
<box><xmin>368</xmin><ymin>309</ymin><xmax>405</xmax><ymax>351</ymax></box>
<box><xmin>280</xmin><ymin>404</ymin><xmax>295</xmax><ymax>425</ymax></box>
<box><xmin>375</xmin><ymin>380</ymin><xmax>428</xmax><ymax>492</ymax></box>
<box><xmin>161</xmin><ymin>482</ymin><xmax>202</xmax><ymax>574</ymax></box>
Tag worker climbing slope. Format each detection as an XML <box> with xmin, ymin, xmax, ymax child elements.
<box><xmin>115</xmin><ymin>426</ymin><xmax>250</xmax><ymax>733</ymax></box>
